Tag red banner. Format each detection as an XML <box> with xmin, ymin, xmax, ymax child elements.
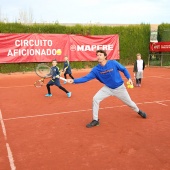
<box><xmin>0</xmin><ymin>34</ymin><xmax>119</xmax><ymax>63</ymax></box>
<box><xmin>150</xmin><ymin>42</ymin><xmax>170</xmax><ymax>52</ymax></box>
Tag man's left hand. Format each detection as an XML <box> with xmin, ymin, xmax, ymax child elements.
<box><xmin>128</xmin><ymin>78</ymin><xmax>133</xmax><ymax>85</ymax></box>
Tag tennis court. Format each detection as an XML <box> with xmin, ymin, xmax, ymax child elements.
<box><xmin>0</xmin><ymin>67</ymin><xmax>170</xmax><ymax>170</ymax></box>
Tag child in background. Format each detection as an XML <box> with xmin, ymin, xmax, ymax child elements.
<box><xmin>133</xmin><ymin>53</ymin><xmax>145</xmax><ymax>87</ymax></box>
<box><xmin>63</xmin><ymin>56</ymin><xmax>74</xmax><ymax>84</ymax></box>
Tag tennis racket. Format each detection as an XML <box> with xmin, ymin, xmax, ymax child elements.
<box><xmin>34</xmin><ymin>78</ymin><xmax>45</xmax><ymax>88</ymax></box>
<box><xmin>34</xmin><ymin>63</ymin><xmax>67</xmax><ymax>88</ymax></box>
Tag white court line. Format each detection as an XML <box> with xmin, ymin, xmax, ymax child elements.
<box><xmin>144</xmin><ymin>100</ymin><xmax>170</xmax><ymax>104</ymax></box>
<box><xmin>3</xmin><ymin>100</ymin><xmax>170</xmax><ymax>121</ymax></box>
<box><xmin>0</xmin><ymin>110</ymin><xmax>7</xmax><ymax>140</ymax></box>
<box><xmin>155</xmin><ymin>102</ymin><xmax>168</xmax><ymax>106</ymax></box>
<box><xmin>0</xmin><ymin>110</ymin><xmax>16</xmax><ymax>170</ymax></box>
<box><xmin>0</xmin><ymin>75</ymin><xmax>169</xmax><ymax>89</ymax></box>
<box><xmin>6</xmin><ymin>143</ymin><xmax>16</xmax><ymax>170</ymax></box>
<box><xmin>154</xmin><ymin>100</ymin><xmax>170</xmax><ymax>102</ymax></box>
<box><xmin>4</xmin><ymin>109</ymin><xmax>92</xmax><ymax>121</ymax></box>
<box><xmin>147</xmin><ymin>75</ymin><xmax>164</xmax><ymax>77</ymax></box>
<box><xmin>146</xmin><ymin>75</ymin><xmax>170</xmax><ymax>79</ymax></box>
<box><xmin>3</xmin><ymin>104</ymin><xmax>143</xmax><ymax>121</ymax></box>
<box><xmin>0</xmin><ymin>85</ymin><xmax>33</xmax><ymax>89</ymax></box>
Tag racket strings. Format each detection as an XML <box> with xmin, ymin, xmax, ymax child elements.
<box><xmin>35</xmin><ymin>64</ymin><xmax>51</xmax><ymax>78</ymax></box>
<box><xmin>34</xmin><ymin>79</ymin><xmax>44</xmax><ymax>88</ymax></box>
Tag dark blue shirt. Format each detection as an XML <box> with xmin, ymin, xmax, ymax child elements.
<box><xmin>63</xmin><ymin>61</ymin><xmax>72</xmax><ymax>74</ymax></box>
<box><xmin>50</xmin><ymin>66</ymin><xmax>60</xmax><ymax>77</ymax></box>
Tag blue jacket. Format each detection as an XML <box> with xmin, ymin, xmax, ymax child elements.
<box><xmin>74</xmin><ymin>60</ymin><xmax>130</xmax><ymax>89</ymax></box>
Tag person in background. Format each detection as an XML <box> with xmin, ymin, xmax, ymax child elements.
<box><xmin>63</xmin><ymin>56</ymin><xmax>74</xmax><ymax>84</ymax></box>
<box><xmin>133</xmin><ymin>53</ymin><xmax>145</xmax><ymax>87</ymax></box>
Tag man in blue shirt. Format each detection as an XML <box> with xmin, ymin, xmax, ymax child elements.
<box><xmin>68</xmin><ymin>50</ymin><xmax>147</xmax><ymax>128</ymax></box>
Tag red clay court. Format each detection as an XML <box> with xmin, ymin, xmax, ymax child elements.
<box><xmin>0</xmin><ymin>67</ymin><xmax>170</xmax><ymax>170</ymax></box>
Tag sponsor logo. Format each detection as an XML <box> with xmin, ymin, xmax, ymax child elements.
<box><xmin>56</xmin><ymin>49</ymin><xmax>62</xmax><ymax>55</ymax></box>
<box><xmin>70</xmin><ymin>45</ymin><xmax>113</xmax><ymax>51</ymax></box>
<box><xmin>100</xmin><ymin>69</ymin><xmax>113</xmax><ymax>74</ymax></box>
<box><xmin>7</xmin><ymin>39</ymin><xmax>62</xmax><ymax>57</ymax></box>
<box><xmin>70</xmin><ymin>45</ymin><xmax>77</xmax><ymax>51</ymax></box>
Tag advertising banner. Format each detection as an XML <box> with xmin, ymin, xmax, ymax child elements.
<box><xmin>0</xmin><ymin>33</ymin><xmax>119</xmax><ymax>63</ymax></box>
<box><xmin>150</xmin><ymin>42</ymin><xmax>170</xmax><ymax>52</ymax></box>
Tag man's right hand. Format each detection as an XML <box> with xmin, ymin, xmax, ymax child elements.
<box><xmin>67</xmin><ymin>79</ymin><xmax>74</xmax><ymax>84</ymax></box>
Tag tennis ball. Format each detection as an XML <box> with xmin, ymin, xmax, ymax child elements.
<box><xmin>127</xmin><ymin>84</ymin><xmax>134</xmax><ymax>88</ymax></box>
<box><xmin>129</xmin><ymin>85</ymin><xmax>134</xmax><ymax>88</ymax></box>
<box><xmin>127</xmin><ymin>81</ymin><xmax>130</xmax><ymax>85</ymax></box>
<box><xmin>56</xmin><ymin>49</ymin><xmax>62</xmax><ymax>55</ymax></box>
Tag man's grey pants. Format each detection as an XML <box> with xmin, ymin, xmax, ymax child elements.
<box><xmin>93</xmin><ymin>84</ymin><xmax>139</xmax><ymax>120</ymax></box>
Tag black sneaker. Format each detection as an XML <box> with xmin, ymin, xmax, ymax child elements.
<box><xmin>138</xmin><ymin>110</ymin><xmax>147</xmax><ymax>118</ymax></box>
<box><xmin>86</xmin><ymin>120</ymin><xmax>99</xmax><ymax>128</ymax></box>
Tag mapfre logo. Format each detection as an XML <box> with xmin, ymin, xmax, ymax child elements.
<box><xmin>70</xmin><ymin>45</ymin><xmax>113</xmax><ymax>51</ymax></box>
<box><xmin>70</xmin><ymin>45</ymin><xmax>77</xmax><ymax>51</ymax></box>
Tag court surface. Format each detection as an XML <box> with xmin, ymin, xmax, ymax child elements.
<box><xmin>0</xmin><ymin>67</ymin><xmax>170</xmax><ymax>170</ymax></box>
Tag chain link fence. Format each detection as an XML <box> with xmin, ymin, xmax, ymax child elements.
<box><xmin>148</xmin><ymin>53</ymin><xmax>170</xmax><ymax>67</ymax></box>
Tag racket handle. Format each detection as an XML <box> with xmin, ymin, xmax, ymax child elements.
<box><xmin>59</xmin><ymin>77</ymin><xmax>67</xmax><ymax>81</ymax></box>
<box><xmin>40</xmin><ymin>78</ymin><xmax>45</xmax><ymax>82</ymax></box>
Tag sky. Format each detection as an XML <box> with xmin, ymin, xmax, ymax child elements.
<box><xmin>0</xmin><ymin>0</ymin><xmax>169</xmax><ymax>24</ymax></box>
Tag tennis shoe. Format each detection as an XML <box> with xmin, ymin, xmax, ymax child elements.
<box><xmin>86</xmin><ymin>120</ymin><xmax>99</xmax><ymax>128</ymax></box>
<box><xmin>45</xmin><ymin>94</ymin><xmax>52</xmax><ymax>97</ymax></box>
<box><xmin>138</xmin><ymin>110</ymin><xmax>147</xmax><ymax>118</ymax></box>
<box><xmin>67</xmin><ymin>92</ymin><xmax>71</xmax><ymax>98</ymax></box>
